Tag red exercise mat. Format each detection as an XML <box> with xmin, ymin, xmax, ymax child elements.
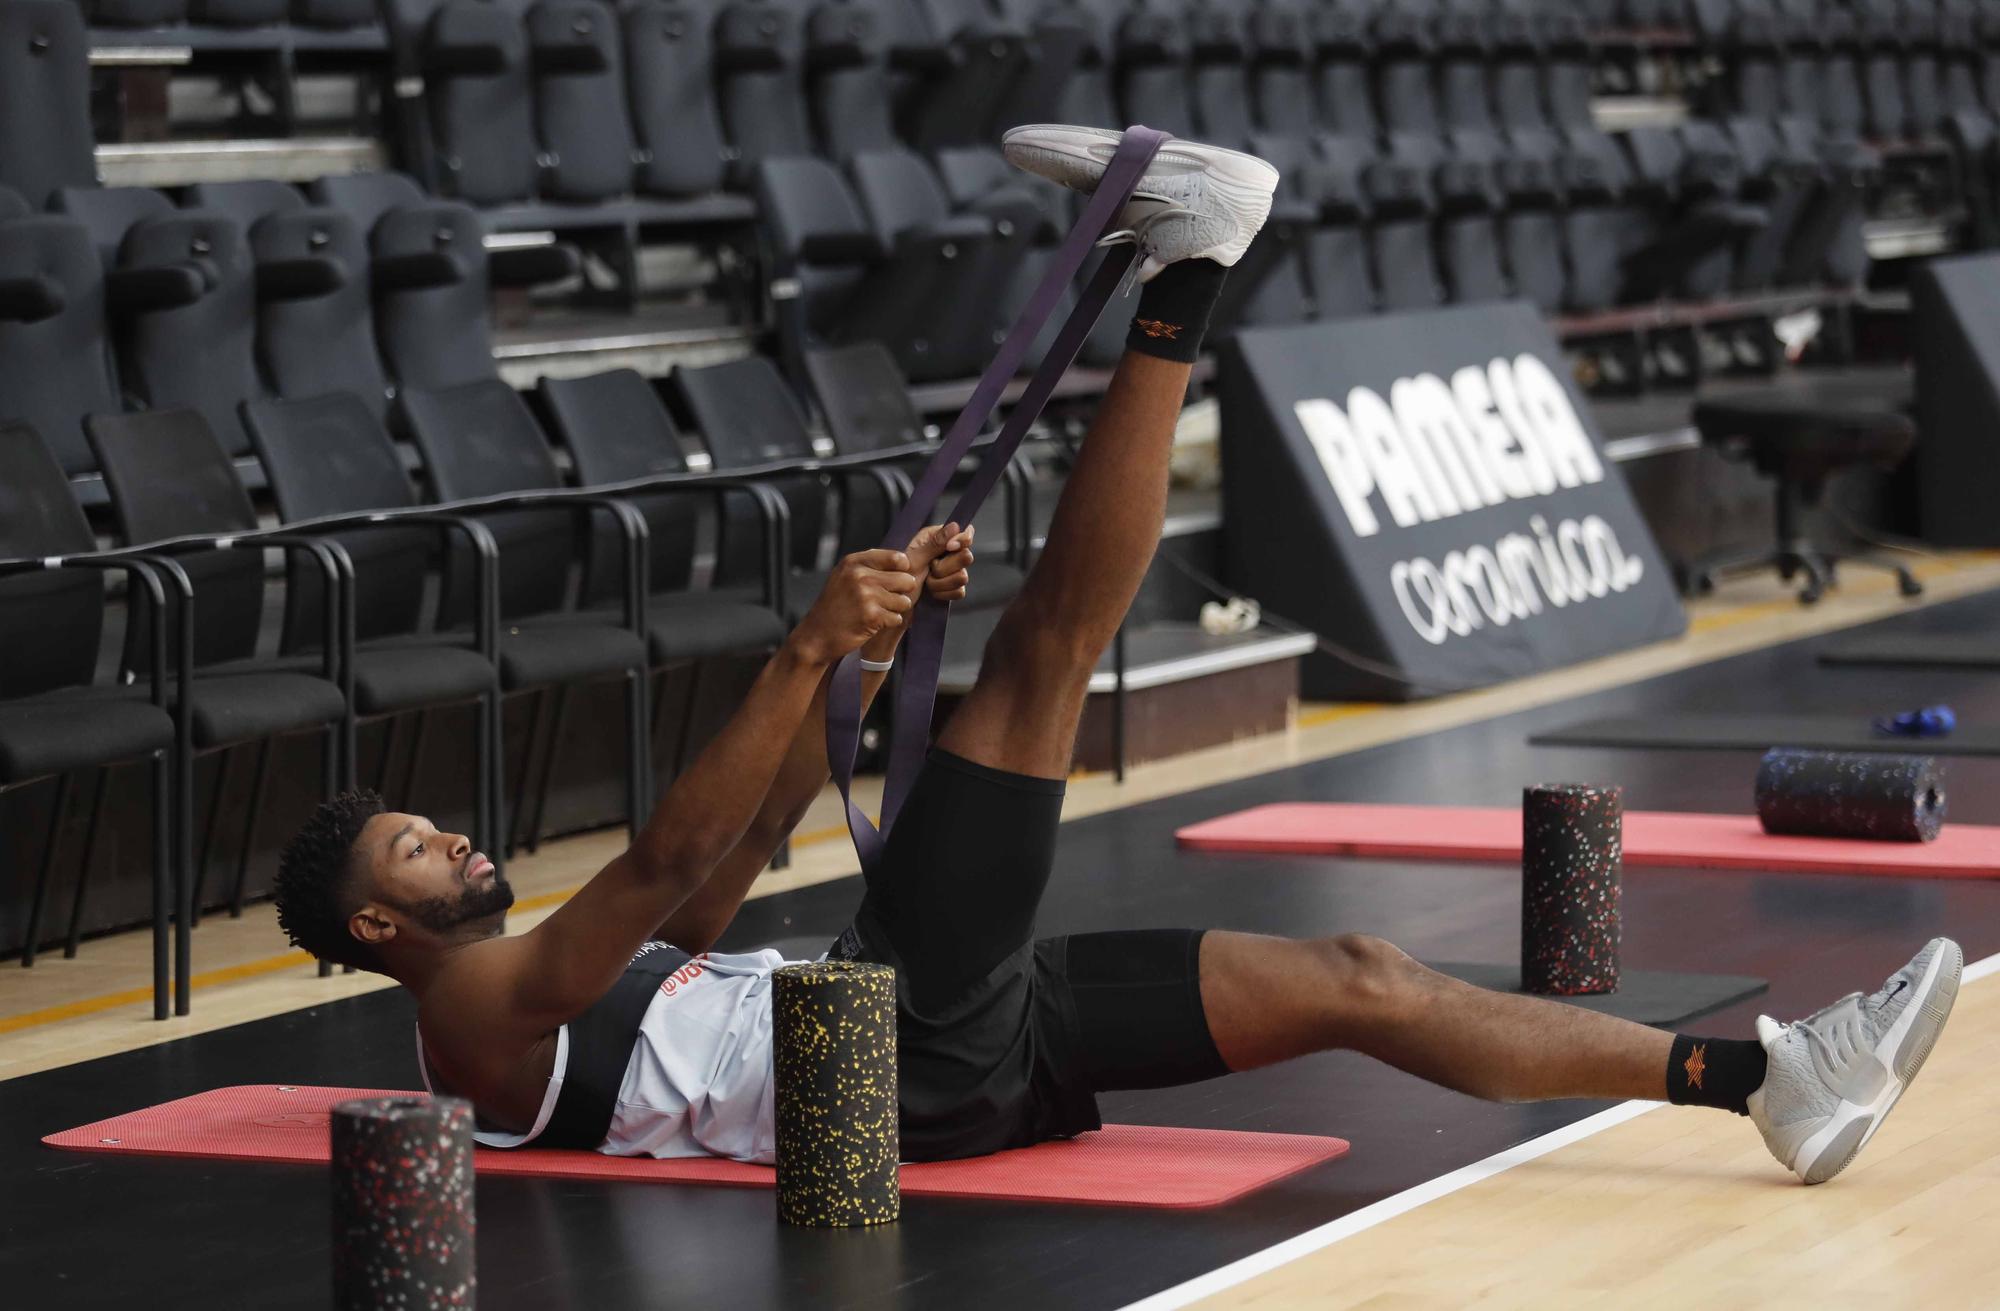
<box><xmin>1174</xmin><ymin>803</ymin><xmax>2000</xmax><ymax>878</ymax></box>
<box><xmin>43</xmin><ymin>1084</ymin><xmax>1347</xmax><ymax>1210</ymax></box>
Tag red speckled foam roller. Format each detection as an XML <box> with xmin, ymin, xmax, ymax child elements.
<box><xmin>1755</xmin><ymin>748</ymin><xmax>1945</xmax><ymax>842</ymax></box>
<box><xmin>331</xmin><ymin>1095</ymin><xmax>475</xmax><ymax>1309</ymax></box>
<box><xmin>1521</xmin><ymin>783</ymin><xmax>1623</xmax><ymax>996</ymax></box>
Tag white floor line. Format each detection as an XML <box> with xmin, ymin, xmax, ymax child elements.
<box><xmin>1121</xmin><ymin>942</ymin><xmax>1998</xmax><ymax>1311</ymax></box>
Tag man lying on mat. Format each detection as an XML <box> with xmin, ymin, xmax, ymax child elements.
<box><xmin>274</xmin><ymin>127</ymin><xmax>1959</xmax><ymax>1185</ymax></box>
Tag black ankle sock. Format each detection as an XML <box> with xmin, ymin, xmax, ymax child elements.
<box><xmin>1126</xmin><ymin>258</ymin><xmax>1230</xmax><ymax>363</ymax></box>
<box><xmin>1666</xmin><ymin>1034</ymin><xmax>1767</xmax><ymax>1115</ymax></box>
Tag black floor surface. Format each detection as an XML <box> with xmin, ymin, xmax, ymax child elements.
<box><xmin>10</xmin><ymin>588</ymin><xmax>2000</xmax><ymax>1310</ymax></box>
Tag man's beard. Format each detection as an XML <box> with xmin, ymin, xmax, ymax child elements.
<box><xmin>400</xmin><ymin>876</ymin><xmax>515</xmax><ymax>935</ymax></box>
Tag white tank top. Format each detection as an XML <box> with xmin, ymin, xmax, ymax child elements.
<box><xmin>417</xmin><ymin>946</ymin><xmax>795</xmax><ymax>1164</ymax></box>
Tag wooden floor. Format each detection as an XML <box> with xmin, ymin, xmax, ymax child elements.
<box><xmin>4</xmin><ymin>549</ymin><xmax>1998</xmax><ymax>1085</ymax></box>
<box><xmin>1182</xmin><ymin>956</ymin><xmax>2000</xmax><ymax>1311</ymax></box>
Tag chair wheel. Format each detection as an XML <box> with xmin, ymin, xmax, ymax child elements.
<box><xmin>1898</xmin><ymin>570</ymin><xmax>1924</xmax><ymax>598</ymax></box>
<box><xmin>1799</xmin><ymin>582</ymin><xmax>1824</xmax><ymax>605</ymax></box>
<box><xmin>1690</xmin><ymin>571</ymin><xmax>1716</xmax><ymax>595</ymax></box>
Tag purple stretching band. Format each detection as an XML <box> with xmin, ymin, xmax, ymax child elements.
<box><xmin>824</xmin><ymin>126</ymin><xmax>1172</xmax><ymax>871</ymax></box>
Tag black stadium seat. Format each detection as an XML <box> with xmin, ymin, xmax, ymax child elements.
<box><xmin>882</xmin><ymin>0</ymin><xmax>1036</xmax><ymax>151</ymax></box>
<box><xmin>1245</xmin><ymin>0</ymin><xmax>1315</xmax><ymax>139</ymax></box>
<box><xmin>524</xmin><ymin>0</ymin><xmax>640</xmax><ymax>204</ymax></box>
<box><xmin>854</xmin><ymin>145</ymin><xmax>1043</xmax><ymax>366</ymax></box>
<box><xmin>1050</xmin><ymin>0</ymin><xmax>1125</xmax><ymax>129</ymax></box>
<box><xmin>801</xmin><ymin>341</ymin><xmax>1029</xmax><ymax>600</ymax></box>
<box><xmin>110</xmin><ymin>211</ymin><xmax>270</xmax><ymax>460</ymax></box>
<box><xmin>368</xmin><ymin>201</ymin><xmax>513</xmax><ymax>393</ymax></box>
<box><xmin>1367</xmin><ymin>157</ymin><xmax>1448</xmax><ymax>312</ymax></box>
<box><xmin>535</xmin><ymin>368</ymin><xmax>791</xmax><ymax>662</ymax></box>
<box><xmin>673</xmin><ymin>356</ymin><xmax>835</xmax><ymax>601</ymax></box>
<box><xmin>987</xmin><ymin>0</ymin><xmax>1094</xmax><ymax>134</ymax></box>
<box><xmin>1113</xmin><ymin>0</ymin><xmax>1196</xmax><ymax>139</ymax></box>
<box><xmin>94</xmin><ymin>0</ymin><xmax>191</xmax><ymax>26</ymax></box>
<box><xmin>675</xmin><ymin>352</ymin><xmax>1021</xmax><ymax>618</ymax></box>
<box><xmin>714</xmin><ymin>0</ymin><xmax>816</xmax><ymax>180</ymax></box>
<box><xmin>1315</xmin><ymin>0</ymin><xmax>1382</xmax><ymax>139</ymax></box>
<box><xmin>49</xmin><ymin>186</ymin><xmax>176</xmax><ymax>270</ymax></box>
<box><xmin>0</xmin><ymin>215</ymin><xmax>122</xmax><ymax>478</ymax></box>
<box><xmin>250</xmin><ymin>206</ymin><xmax>399</xmax><ymax>425</ymax></box>
<box><xmin>183</xmin><ymin>180</ymin><xmax>308</xmax><ymax>232</ymax></box>
<box><xmin>85</xmin><ymin>407</ymin><xmax>352</xmax><ymax>995</ymax></box>
<box><xmin>1610</xmin><ymin>125</ymin><xmax>1750</xmax><ymax>301</ymax></box>
<box><xmin>423</xmin><ymin>0</ymin><xmax>541</xmax><ymax>207</ymax></box>
<box><xmin>0</xmin><ymin>0</ymin><xmax>96</xmax><ymax>211</ymax></box>
<box><xmin>1195</xmin><ymin>0</ymin><xmax>1253</xmax><ymax>109</ymax></box>
<box><xmin>756</xmin><ymin>153</ymin><xmax>1000</xmax><ymax>382</ymax></box>
<box><xmin>397</xmin><ymin>377</ymin><xmax>653</xmax><ymax>841</ymax></box>
<box><xmin>624</xmin><ymin>1</ymin><xmax>736</xmax><ymax>200</ymax></box>
<box><xmin>0</xmin><ymin>422</ymin><xmax>176</xmax><ymax>1005</ymax></box>
<box><xmin>86</xmin><ymin>409</ymin><xmax>350</xmax><ymax>760</ymax></box>
<box><xmin>1289</xmin><ymin>134</ymin><xmax>1380</xmax><ymax>321</ymax></box>
<box><xmin>801</xmin><ymin>0</ymin><xmax>894</xmax><ymax>161</ymax></box>
<box><xmin>308</xmin><ymin>169</ymin><xmax>430</xmax><ymax>238</ymax></box>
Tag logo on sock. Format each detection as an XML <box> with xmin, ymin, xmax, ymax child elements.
<box><xmin>1683</xmin><ymin>1042</ymin><xmax>1707</xmax><ymax>1091</ymax></box>
<box><xmin>1136</xmin><ymin>318</ymin><xmax>1183</xmax><ymax>340</ymax></box>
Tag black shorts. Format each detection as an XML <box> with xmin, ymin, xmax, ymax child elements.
<box><xmin>828</xmin><ymin>749</ymin><xmax>1229</xmax><ymax>1161</ymax></box>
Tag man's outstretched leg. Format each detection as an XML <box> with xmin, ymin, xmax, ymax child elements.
<box><xmin>935</xmin><ymin>348</ymin><xmax>1196</xmax><ymax>778</ymax></box>
<box><xmin>939</xmin><ymin>130</ymin><xmax>1279</xmax><ymax>779</ymax></box>
<box><xmin>1178</xmin><ymin>931</ymin><xmax>1963</xmax><ymax>1185</ymax></box>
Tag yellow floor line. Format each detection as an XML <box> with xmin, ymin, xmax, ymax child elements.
<box><xmin>1298</xmin><ymin>702</ymin><xmax>1386</xmax><ymax>730</ymax></box>
<box><xmin>1686</xmin><ymin>595</ymin><xmax>1802</xmax><ymax>636</ymax></box>
<box><xmin>1686</xmin><ymin>552</ymin><xmax>1997</xmax><ymax>638</ymax></box>
<box><xmin>0</xmin><ymin>949</ymin><xmax>316</xmax><ymax>1035</ymax></box>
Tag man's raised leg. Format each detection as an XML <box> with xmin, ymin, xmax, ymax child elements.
<box><xmin>936</xmin><ymin>128</ymin><xmax>1278</xmax><ymax>778</ymax></box>
<box><xmin>937</xmin><ymin>339</ymin><xmax>1205</xmax><ymax>780</ymax></box>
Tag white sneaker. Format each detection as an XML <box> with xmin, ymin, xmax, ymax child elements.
<box><xmin>1000</xmin><ymin>124</ymin><xmax>1280</xmax><ymax>282</ymax></box>
<box><xmin>1748</xmin><ymin>937</ymin><xmax>1962</xmax><ymax>1184</ymax></box>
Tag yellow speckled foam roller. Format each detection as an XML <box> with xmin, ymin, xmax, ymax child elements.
<box><xmin>773</xmin><ymin>960</ymin><xmax>899</xmax><ymax>1226</ymax></box>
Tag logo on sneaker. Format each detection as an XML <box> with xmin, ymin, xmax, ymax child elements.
<box><xmin>1136</xmin><ymin>317</ymin><xmax>1183</xmax><ymax>340</ymax></box>
<box><xmin>1683</xmin><ymin>1041</ymin><xmax>1707</xmax><ymax>1091</ymax></box>
<box><xmin>1886</xmin><ymin>979</ymin><xmax>1908</xmax><ymax>1002</ymax></box>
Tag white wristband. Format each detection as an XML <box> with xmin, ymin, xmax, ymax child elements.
<box><xmin>858</xmin><ymin>656</ymin><xmax>895</xmax><ymax>673</ymax></box>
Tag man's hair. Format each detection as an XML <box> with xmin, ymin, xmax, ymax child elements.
<box><xmin>275</xmin><ymin>790</ymin><xmax>387</xmax><ymax>971</ymax></box>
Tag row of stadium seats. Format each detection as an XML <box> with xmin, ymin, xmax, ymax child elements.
<box><xmin>0</xmin><ymin>171</ymin><xmax>562</xmax><ymax>484</ymax></box>
<box><xmin>6</xmin><ymin>0</ymin><xmax>1934</xmax><ymax>404</ymax></box>
<box><xmin>0</xmin><ymin>164</ymin><xmax>1033</xmax><ymax>607</ymax></box>
<box><xmin>1700</xmin><ymin>0</ymin><xmax>2000</xmax><ymax>145</ymax></box>
<box><xmin>74</xmin><ymin>0</ymin><xmax>385</xmax><ymax>51</ymax></box>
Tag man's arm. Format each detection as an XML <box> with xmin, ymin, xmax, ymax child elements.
<box><xmin>651</xmin><ymin>524</ymin><xmax>975</xmax><ymax>954</ymax></box>
<box><xmin>501</xmin><ymin>548</ymin><xmax>922</xmax><ymax>1027</ymax></box>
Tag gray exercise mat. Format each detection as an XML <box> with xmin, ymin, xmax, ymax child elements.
<box><xmin>1532</xmin><ymin>714</ymin><xmax>2000</xmax><ymax>756</ymax></box>
<box><xmin>1821</xmin><ymin>633</ymin><xmax>2000</xmax><ymax>669</ymax></box>
<box><xmin>1434</xmin><ymin>963</ymin><xmax>1769</xmax><ymax>1026</ymax></box>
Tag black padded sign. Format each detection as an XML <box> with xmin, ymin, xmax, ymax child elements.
<box><xmin>1914</xmin><ymin>253</ymin><xmax>2000</xmax><ymax>546</ymax></box>
<box><xmin>1219</xmin><ymin>302</ymin><xmax>1686</xmax><ymax>699</ymax></box>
